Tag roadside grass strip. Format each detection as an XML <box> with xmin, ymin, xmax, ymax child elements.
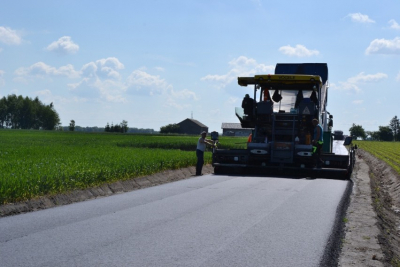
<box><xmin>0</xmin><ymin>130</ymin><xmax>247</xmax><ymax>204</ymax></box>
<box><xmin>355</xmin><ymin>141</ymin><xmax>400</xmax><ymax>174</ymax></box>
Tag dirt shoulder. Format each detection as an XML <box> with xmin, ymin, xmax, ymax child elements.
<box><xmin>339</xmin><ymin>149</ymin><xmax>400</xmax><ymax>267</ymax></box>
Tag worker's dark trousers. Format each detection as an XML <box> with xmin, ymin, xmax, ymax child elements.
<box><xmin>196</xmin><ymin>149</ymin><xmax>204</xmax><ymax>175</ymax></box>
<box><xmin>313</xmin><ymin>142</ymin><xmax>323</xmax><ymax>167</ymax></box>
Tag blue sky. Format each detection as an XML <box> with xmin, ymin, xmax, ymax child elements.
<box><xmin>1</xmin><ymin>0</ymin><xmax>399</xmax><ymax>134</ymax></box>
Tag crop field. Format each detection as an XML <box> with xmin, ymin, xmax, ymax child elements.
<box><xmin>354</xmin><ymin>141</ymin><xmax>400</xmax><ymax>174</ymax></box>
<box><xmin>0</xmin><ymin>130</ymin><xmax>247</xmax><ymax>205</ymax></box>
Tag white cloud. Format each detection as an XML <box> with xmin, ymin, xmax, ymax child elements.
<box><xmin>164</xmin><ymin>88</ymin><xmax>198</xmax><ymax>109</ymax></box>
<box><xmin>347</xmin><ymin>13</ymin><xmax>375</xmax><ymax>23</ymax></box>
<box><xmin>169</xmin><ymin>88</ymin><xmax>198</xmax><ymax>100</ymax></box>
<box><xmin>330</xmin><ymin>82</ymin><xmax>361</xmax><ymax>92</ymax></box>
<box><xmin>251</xmin><ymin>0</ymin><xmax>262</xmax><ymax>8</ymax></box>
<box><xmin>124</xmin><ymin>69</ymin><xmax>197</xmax><ymax>108</ymax></box>
<box><xmin>396</xmin><ymin>71</ymin><xmax>400</xmax><ymax>81</ymax></box>
<box><xmin>36</xmin><ymin>89</ymin><xmax>56</xmax><ymax>101</ymax></box>
<box><xmin>81</xmin><ymin>62</ymin><xmax>98</xmax><ymax>77</ymax></box>
<box><xmin>68</xmin><ymin>57</ymin><xmax>126</xmax><ymax>101</ymax></box>
<box><xmin>95</xmin><ymin>57</ymin><xmax>124</xmax><ymax>79</ymax></box>
<box><xmin>15</xmin><ymin>62</ymin><xmax>81</xmax><ymax>79</ymax></box>
<box><xmin>0</xmin><ymin>26</ymin><xmax>22</xmax><ymax>45</ymax></box>
<box><xmin>79</xmin><ymin>57</ymin><xmax>124</xmax><ymax>79</ymax></box>
<box><xmin>226</xmin><ymin>97</ymin><xmax>239</xmax><ymax>105</ymax></box>
<box><xmin>347</xmin><ymin>72</ymin><xmax>388</xmax><ymax>83</ymax></box>
<box><xmin>46</xmin><ymin>36</ymin><xmax>79</xmax><ymax>54</ymax></box>
<box><xmin>155</xmin><ymin>67</ymin><xmax>165</xmax><ymax>72</ymax></box>
<box><xmin>97</xmin><ymin>80</ymin><xmax>127</xmax><ymax>103</ymax></box>
<box><xmin>389</xmin><ymin>19</ymin><xmax>400</xmax><ymax>30</ymax></box>
<box><xmin>331</xmin><ymin>72</ymin><xmax>388</xmax><ymax>92</ymax></box>
<box><xmin>35</xmin><ymin>89</ymin><xmax>86</xmax><ymax>109</ymax></box>
<box><xmin>125</xmin><ymin>70</ymin><xmax>172</xmax><ymax>95</ymax></box>
<box><xmin>68</xmin><ymin>75</ymin><xmax>126</xmax><ymax>102</ymax></box>
<box><xmin>96</xmin><ymin>57</ymin><xmax>124</xmax><ymax>70</ymax></box>
<box><xmin>201</xmin><ymin>56</ymin><xmax>274</xmax><ymax>88</ymax></box>
<box><xmin>68</xmin><ymin>77</ymin><xmax>99</xmax><ymax>98</ymax></box>
<box><xmin>201</xmin><ymin>73</ymin><xmax>235</xmax><ymax>85</ymax></box>
<box><xmin>278</xmin><ymin>44</ymin><xmax>319</xmax><ymax>57</ymax></box>
<box><xmin>0</xmin><ymin>47</ymin><xmax>3</xmax><ymax>53</ymax></box>
<box><xmin>352</xmin><ymin>100</ymin><xmax>364</xmax><ymax>105</ymax></box>
<box><xmin>365</xmin><ymin>37</ymin><xmax>400</xmax><ymax>55</ymax></box>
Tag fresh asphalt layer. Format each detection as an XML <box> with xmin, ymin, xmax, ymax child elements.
<box><xmin>0</xmin><ymin>174</ymin><xmax>350</xmax><ymax>267</ymax></box>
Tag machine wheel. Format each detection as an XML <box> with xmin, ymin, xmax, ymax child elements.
<box><xmin>213</xmin><ymin>166</ymin><xmax>225</xmax><ymax>175</ymax></box>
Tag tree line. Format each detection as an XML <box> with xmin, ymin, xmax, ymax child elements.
<box><xmin>160</xmin><ymin>123</ymin><xmax>180</xmax><ymax>134</ymax></box>
<box><xmin>0</xmin><ymin>94</ymin><xmax>60</xmax><ymax>130</ymax></box>
<box><xmin>68</xmin><ymin>120</ymin><xmax>156</xmax><ymax>133</ymax></box>
<box><xmin>0</xmin><ymin>94</ymin><xmax>157</xmax><ymax>133</ymax></box>
<box><xmin>64</xmin><ymin>125</ymin><xmax>156</xmax><ymax>133</ymax></box>
<box><xmin>349</xmin><ymin>116</ymin><xmax>400</xmax><ymax>141</ymax></box>
<box><xmin>105</xmin><ymin>120</ymin><xmax>129</xmax><ymax>133</ymax></box>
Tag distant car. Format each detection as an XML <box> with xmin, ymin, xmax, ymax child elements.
<box><xmin>333</xmin><ymin>130</ymin><xmax>344</xmax><ymax>140</ymax></box>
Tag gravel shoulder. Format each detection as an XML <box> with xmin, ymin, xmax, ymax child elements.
<box><xmin>1</xmin><ymin>151</ymin><xmax>400</xmax><ymax>266</ymax></box>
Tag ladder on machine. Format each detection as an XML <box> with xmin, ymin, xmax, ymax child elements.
<box><xmin>271</xmin><ymin>114</ymin><xmax>297</xmax><ymax>164</ymax></box>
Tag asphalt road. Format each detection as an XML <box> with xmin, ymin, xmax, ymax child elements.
<box><xmin>0</xmin><ymin>175</ymin><xmax>350</xmax><ymax>267</ymax></box>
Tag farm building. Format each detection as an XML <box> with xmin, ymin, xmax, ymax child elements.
<box><xmin>221</xmin><ymin>123</ymin><xmax>253</xmax><ymax>136</ymax></box>
<box><xmin>177</xmin><ymin>118</ymin><xmax>208</xmax><ymax>135</ymax></box>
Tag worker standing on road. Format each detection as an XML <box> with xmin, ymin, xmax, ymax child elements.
<box><xmin>312</xmin><ymin>119</ymin><xmax>324</xmax><ymax>168</ymax></box>
<box><xmin>196</xmin><ymin>131</ymin><xmax>214</xmax><ymax>176</ymax></box>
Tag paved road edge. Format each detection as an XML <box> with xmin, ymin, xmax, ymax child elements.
<box><xmin>0</xmin><ymin>165</ymin><xmax>214</xmax><ymax>217</ymax></box>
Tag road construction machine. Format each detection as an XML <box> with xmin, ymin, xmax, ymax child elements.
<box><xmin>212</xmin><ymin>63</ymin><xmax>356</xmax><ymax>179</ymax></box>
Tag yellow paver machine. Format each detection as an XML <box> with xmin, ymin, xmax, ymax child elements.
<box><xmin>212</xmin><ymin>63</ymin><xmax>356</xmax><ymax>179</ymax></box>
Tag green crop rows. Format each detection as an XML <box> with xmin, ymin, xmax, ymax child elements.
<box><xmin>354</xmin><ymin>141</ymin><xmax>400</xmax><ymax>174</ymax></box>
<box><xmin>0</xmin><ymin>130</ymin><xmax>247</xmax><ymax>205</ymax></box>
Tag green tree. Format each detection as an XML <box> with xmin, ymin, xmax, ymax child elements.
<box><xmin>105</xmin><ymin>122</ymin><xmax>110</xmax><ymax>132</ymax></box>
<box><xmin>349</xmin><ymin>123</ymin><xmax>366</xmax><ymax>140</ymax></box>
<box><xmin>0</xmin><ymin>97</ymin><xmax>8</xmax><ymax>127</ymax></box>
<box><xmin>0</xmin><ymin>94</ymin><xmax>60</xmax><ymax>130</ymax></box>
<box><xmin>160</xmin><ymin>123</ymin><xmax>180</xmax><ymax>134</ymax></box>
<box><xmin>69</xmin><ymin>120</ymin><xmax>76</xmax><ymax>131</ymax></box>
<box><xmin>378</xmin><ymin>126</ymin><xmax>393</xmax><ymax>141</ymax></box>
<box><xmin>104</xmin><ymin>120</ymin><xmax>128</xmax><ymax>133</ymax></box>
<box><xmin>41</xmin><ymin>103</ymin><xmax>60</xmax><ymax>130</ymax></box>
<box><xmin>121</xmin><ymin>120</ymin><xmax>128</xmax><ymax>133</ymax></box>
<box><xmin>389</xmin><ymin>116</ymin><xmax>399</xmax><ymax>141</ymax></box>
<box><xmin>113</xmin><ymin>124</ymin><xmax>121</xmax><ymax>132</ymax></box>
<box><xmin>366</xmin><ymin>131</ymin><xmax>380</xmax><ymax>141</ymax></box>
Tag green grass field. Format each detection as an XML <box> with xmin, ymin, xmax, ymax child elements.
<box><xmin>0</xmin><ymin>130</ymin><xmax>246</xmax><ymax>204</ymax></box>
<box><xmin>354</xmin><ymin>141</ymin><xmax>400</xmax><ymax>174</ymax></box>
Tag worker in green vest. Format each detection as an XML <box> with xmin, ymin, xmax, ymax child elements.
<box><xmin>312</xmin><ymin>118</ymin><xmax>324</xmax><ymax>168</ymax></box>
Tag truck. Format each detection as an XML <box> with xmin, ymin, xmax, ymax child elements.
<box><xmin>211</xmin><ymin>63</ymin><xmax>356</xmax><ymax>179</ymax></box>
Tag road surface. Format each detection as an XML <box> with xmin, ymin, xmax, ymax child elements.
<box><xmin>0</xmin><ymin>174</ymin><xmax>350</xmax><ymax>267</ymax></box>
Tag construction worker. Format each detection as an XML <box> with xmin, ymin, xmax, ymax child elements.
<box><xmin>247</xmin><ymin>133</ymin><xmax>252</xmax><ymax>143</ymax></box>
<box><xmin>312</xmin><ymin>118</ymin><xmax>324</xmax><ymax>168</ymax></box>
<box><xmin>263</xmin><ymin>88</ymin><xmax>271</xmax><ymax>101</ymax></box>
<box><xmin>196</xmin><ymin>131</ymin><xmax>214</xmax><ymax>176</ymax></box>
<box><xmin>241</xmin><ymin>94</ymin><xmax>254</xmax><ymax>118</ymax></box>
